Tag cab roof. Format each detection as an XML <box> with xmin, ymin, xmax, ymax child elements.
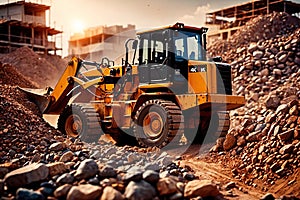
<box><xmin>137</xmin><ymin>22</ymin><xmax>208</xmax><ymax>35</ymax></box>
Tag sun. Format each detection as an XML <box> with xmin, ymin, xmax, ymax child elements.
<box><xmin>72</xmin><ymin>20</ymin><xmax>85</xmax><ymax>34</ymax></box>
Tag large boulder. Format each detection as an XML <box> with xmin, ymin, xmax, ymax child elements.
<box><xmin>4</xmin><ymin>163</ymin><xmax>49</xmax><ymax>188</ymax></box>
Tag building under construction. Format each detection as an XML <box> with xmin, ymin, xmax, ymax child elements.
<box><xmin>68</xmin><ymin>24</ymin><xmax>136</xmax><ymax>63</ymax></box>
<box><xmin>0</xmin><ymin>0</ymin><xmax>62</xmax><ymax>55</ymax></box>
<box><xmin>205</xmin><ymin>0</ymin><xmax>300</xmax><ymax>45</ymax></box>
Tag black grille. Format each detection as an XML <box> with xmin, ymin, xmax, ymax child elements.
<box><xmin>216</xmin><ymin>63</ymin><xmax>232</xmax><ymax>95</ymax></box>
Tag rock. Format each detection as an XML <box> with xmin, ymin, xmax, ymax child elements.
<box><xmin>278</xmin><ymin>53</ymin><xmax>289</xmax><ymax>63</ymax></box>
<box><xmin>278</xmin><ymin>130</ymin><xmax>293</xmax><ymax>141</ymax></box>
<box><xmin>265</xmin><ymin>113</ymin><xmax>277</xmax><ymax>123</ymax></box>
<box><xmin>56</xmin><ymin>173</ymin><xmax>75</xmax><ymax>185</ymax></box>
<box><xmin>223</xmin><ymin>134</ymin><xmax>237</xmax><ymax>151</ymax></box>
<box><xmin>31</xmin><ymin>153</ymin><xmax>41</xmax><ymax>163</ymax></box>
<box><xmin>211</xmin><ymin>137</ymin><xmax>226</xmax><ymax>152</ymax></box>
<box><xmin>245</xmin><ymin>63</ymin><xmax>253</xmax><ymax>70</ymax></box>
<box><xmin>260</xmin><ymin>68</ymin><xmax>269</xmax><ymax>76</ymax></box>
<box><xmin>157</xmin><ymin>176</ymin><xmax>178</xmax><ymax>196</ymax></box>
<box><xmin>237</xmin><ymin>47</ymin><xmax>246</xmax><ymax>54</ymax></box>
<box><xmin>265</xmin><ymin>95</ymin><xmax>280</xmax><ymax>109</ymax></box>
<box><xmin>184</xmin><ymin>179</ymin><xmax>220</xmax><ymax>198</ymax></box>
<box><xmin>144</xmin><ymin>163</ymin><xmax>160</xmax><ymax>171</ymax></box>
<box><xmin>157</xmin><ymin>152</ymin><xmax>174</xmax><ymax>166</ymax></box>
<box><xmin>16</xmin><ymin>188</ymin><xmax>45</xmax><ymax>200</ymax></box>
<box><xmin>74</xmin><ymin>159</ymin><xmax>99</xmax><ymax>180</ymax></box>
<box><xmin>248</xmin><ymin>43</ymin><xmax>258</xmax><ymax>53</ymax></box>
<box><xmin>49</xmin><ymin>142</ymin><xmax>67</xmax><ymax>151</ymax></box>
<box><xmin>253</xmin><ymin>51</ymin><xmax>264</xmax><ymax>59</ymax></box>
<box><xmin>59</xmin><ymin>151</ymin><xmax>74</xmax><ymax>162</ymax></box>
<box><xmin>99</xmin><ymin>165</ymin><xmax>117</xmax><ymax>178</ymax></box>
<box><xmin>100</xmin><ymin>186</ymin><xmax>124</xmax><ymax>200</ymax></box>
<box><xmin>289</xmin><ymin>105</ymin><xmax>298</xmax><ymax>115</ymax></box>
<box><xmin>273</xmin><ymin>125</ymin><xmax>281</xmax><ymax>136</ymax></box>
<box><xmin>127</xmin><ymin>153</ymin><xmax>139</xmax><ymax>163</ymax></box>
<box><xmin>294</xmin><ymin>129</ymin><xmax>300</xmax><ymax>139</ymax></box>
<box><xmin>275</xmin><ymin>104</ymin><xmax>289</xmax><ymax>114</ymax></box>
<box><xmin>124</xmin><ymin>180</ymin><xmax>156</xmax><ymax>200</ymax></box>
<box><xmin>246</xmin><ymin>131</ymin><xmax>259</xmax><ymax>142</ymax></box>
<box><xmin>250</xmin><ymin>93</ymin><xmax>259</xmax><ymax>101</ymax></box>
<box><xmin>54</xmin><ymin>184</ymin><xmax>72</xmax><ymax>198</ymax></box>
<box><xmin>46</xmin><ymin>162</ymin><xmax>68</xmax><ymax>176</ymax></box>
<box><xmin>279</xmin><ymin>144</ymin><xmax>294</xmax><ymax>154</ymax></box>
<box><xmin>237</xmin><ymin>136</ymin><xmax>246</xmax><ymax>146</ymax></box>
<box><xmin>4</xmin><ymin>163</ymin><xmax>49</xmax><ymax>188</ymax></box>
<box><xmin>260</xmin><ymin>193</ymin><xmax>275</xmax><ymax>200</ymax></box>
<box><xmin>39</xmin><ymin>181</ymin><xmax>55</xmax><ymax>196</ymax></box>
<box><xmin>266</xmin><ymin>59</ymin><xmax>275</xmax><ymax>66</ymax></box>
<box><xmin>294</xmin><ymin>57</ymin><xmax>300</xmax><ymax>65</ymax></box>
<box><xmin>123</xmin><ymin>166</ymin><xmax>143</xmax><ymax>182</ymax></box>
<box><xmin>142</xmin><ymin>170</ymin><xmax>159</xmax><ymax>183</ymax></box>
<box><xmin>224</xmin><ymin>181</ymin><xmax>236</xmax><ymax>190</ymax></box>
<box><xmin>273</xmin><ymin>69</ymin><xmax>282</xmax><ymax>76</ymax></box>
<box><xmin>169</xmin><ymin>193</ymin><xmax>183</xmax><ymax>200</ymax></box>
<box><xmin>66</xmin><ymin>184</ymin><xmax>102</xmax><ymax>200</ymax></box>
<box><xmin>183</xmin><ymin>172</ymin><xmax>195</xmax><ymax>181</ymax></box>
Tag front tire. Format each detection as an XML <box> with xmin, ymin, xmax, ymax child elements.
<box><xmin>133</xmin><ymin>99</ymin><xmax>183</xmax><ymax>148</ymax></box>
<box><xmin>57</xmin><ymin>103</ymin><xmax>102</xmax><ymax>143</ymax></box>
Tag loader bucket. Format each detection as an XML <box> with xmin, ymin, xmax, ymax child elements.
<box><xmin>18</xmin><ymin>87</ymin><xmax>52</xmax><ymax>114</ymax></box>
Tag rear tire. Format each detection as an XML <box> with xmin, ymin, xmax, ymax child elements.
<box><xmin>184</xmin><ymin>112</ymin><xmax>220</xmax><ymax>144</ymax></box>
<box><xmin>133</xmin><ymin>99</ymin><xmax>183</xmax><ymax>148</ymax></box>
<box><xmin>217</xmin><ymin>111</ymin><xmax>230</xmax><ymax>137</ymax></box>
<box><xmin>57</xmin><ymin>103</ymin><xmax>102</xmax><ymax>143</ymax></box>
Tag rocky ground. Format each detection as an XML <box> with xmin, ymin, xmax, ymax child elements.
<box><xmin>0</xmin><ymin>62</ymin><xmax>237</xmax><ymax>199</ymax></box>
<box><xmin>0</xmin><ymin>78</ymin><xmax>228</xmax><ymax>199</ymax></box>
<box><xmin>208</xmin><ymin>12</ymin><xmax>300</xmax><ymax>198</ymax></box>
<box><xmin>0</xmin><ymin>11</ymin><xmax>300</xmax><ymax>200</ymax></box>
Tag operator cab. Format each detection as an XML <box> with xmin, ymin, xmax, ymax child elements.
<box><xmin>134</xmin><ymin>22</ymin><xmax>208</xmax><ymax>93</ymax></box>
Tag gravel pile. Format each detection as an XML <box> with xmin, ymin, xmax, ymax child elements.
<box><xmin>0</xmin><ymin>47</ymin><xmax>66</xmax><ymax>88</ymax></box>
<box><xmin>0</xmin><ymin>54</ymin><xmax>223</xmax><ymax>199</ymax></box>
<box><xmin>208</xmin><ymin>12</ymin><xmax>300</xmax><ymax>196</ymax></box>
<box><xmin>1</xmin><ymin>138</ymin><xmax>225</xmax><ymax>200</ymax></box>
<box><xmin>0</xmin><ymin>62</ymin><xmax>38</xmax><ymax>88</ymax></box>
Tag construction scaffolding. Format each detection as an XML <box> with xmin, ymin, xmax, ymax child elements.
<box><xmin>0</xmin><ymin>1</ymin><xmax>62</xmax><ymax>55</ymax></box>
<box><xmin>69</xmin><ymin>24</ymin><xmax>136</xmax><ymax>63</ymax></box>
<box><xmin>205</xmin><ymin>0</ymin><xmax>300</xmax><ymax>45</ymax></box>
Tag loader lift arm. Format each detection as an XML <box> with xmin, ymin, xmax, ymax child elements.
<box><xmin>19</xmin><ymin>57</ymin><xmax>106</xmax><ymax>115</ymax></box>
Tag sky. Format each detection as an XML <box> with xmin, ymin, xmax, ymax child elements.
<box><xmin>48</xmin><ymin>0</ymin><xmax>255</xmax><ymax>56</ymax></box>
<box><xmin>1</xmin><ymin>0</ymin><xmax>300</xmax><ymax>56</ymax></box>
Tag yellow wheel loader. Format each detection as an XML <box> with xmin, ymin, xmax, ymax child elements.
<box><xmin>21</xmin><ymin>23</ymin><xmax>245</xmax><ymax>147</ymax></box>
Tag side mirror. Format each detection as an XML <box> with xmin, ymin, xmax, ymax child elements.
<box><xmin>132</xmin><ymin>40</ymin><xmax>138</xmax><ymax>49</ymax></box>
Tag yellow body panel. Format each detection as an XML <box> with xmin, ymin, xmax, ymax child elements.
<box><xmin>188</xmin><ymin>60</ymin><xmax>217</xmax><ymax>94</ymax></box>
<box><xmin>188</xmin><ymin>72</ymin><xmax>207</xmax><ymax>93</ymax></box>
<box><xmin>50</xmin><ymin>57</ymin><xmax>79</xmax><ymax>102</ymax></box>
<box><xmin>176</xmin><ymin>94</ymin><xmax>245</xmax><ymax>111</ymax></box>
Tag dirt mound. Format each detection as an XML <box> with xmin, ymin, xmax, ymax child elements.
<box><xmin>40</xmin><ymin>53</ymin><xmax>67</xmax><ymax>75</ymax></box>
<box><xmin>0</xmin><ymin>47</ymin><xmax>66</xmax><ymax>88</ymax></box>
<box><xmin>0</xmin><ymin>62</ymin><xmax>38</xmax><ymax>88</ymax></box>
<box><xmin>0</xmin><ymin>95</ymin><xmax>61</xmax><ymax>163</ymax></box>
<box><xmin>209</xmin><ymin>12</ymin><xmax>300</xmax><ymax>60</ymax></box>
<box><xmin>208</xmin><ymin>12</ymin><xmax>300</xmax><ymax>197</ymax></box>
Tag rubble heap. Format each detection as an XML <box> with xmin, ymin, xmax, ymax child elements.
<box><xmin>0</xmin><ymin>47</ymin><xmax>67</xmax><ymax>88</ymax></box>
<box><xmin>208</xmin><ymin>12</ymin><xmax>300</xmax><ymax>195</ymax></box>
<box><xmin>0</xmin><ymin>53</ymin><xmax>223</xmax><ymax>200</ymax></box>
<box><xmin>0</xmin><ymin>62</ymin><xmax>38</xmax><ymax>88</ymax></box>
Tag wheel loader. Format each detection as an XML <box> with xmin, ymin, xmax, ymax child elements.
<box><xmin>20</xmin><ymin>22</ymin><xmax>245</xmax><ymax>148</ymax></box>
